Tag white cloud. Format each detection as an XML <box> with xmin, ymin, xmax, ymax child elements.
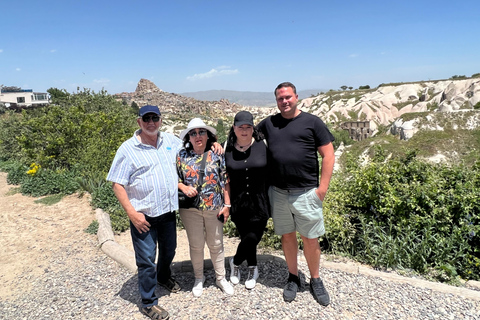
<box><xmin>16</xmin><ymin>68</ymin><xmax>21</xmax><ymax>71</ymax></box>
<box><xmin>187</xmin><ymin>66</ymin><xmax>239</xmax><ymax>81</ymax></box>
<box><xmin>349</xmin><ymin>53</ymin><xmax>359</xmax><ymax>58</ymax></box>
<box><xmin>50</xmin><ymin>49</ymin><xmax>57</xmax><ymax>53</ymax></box>
<box><xmin>0</xmin><ymin>49</ymin><xmax>3</xmax><ymax>53</ymax></box>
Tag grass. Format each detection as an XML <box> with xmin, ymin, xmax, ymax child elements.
<box><xmin>85</xmin><ymin>220</ymin><xmax>99</xmax><ymax>234</ymax></box>
<box><xmin>393</xmin><ymin>101</ymin><xmax>415</xmax><ymax>110</ymax></box>
<box><xmin>34</xmin><ymin>194</ymin><xmax>64</xmax><ymax>205</ymax></box>
<box><xmin>6</xmin><ymin>187</ymin><xmax>21</xmax><ymax>195</ymax></box>
<box><xmin>339</xmin><ymin>124</ymin><xmax>480</xmax><ymax>168</ymax></box>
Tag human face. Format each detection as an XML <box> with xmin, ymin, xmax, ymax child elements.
<box><xmin>275</xmin><ymin>86</ymin><xmax>299</xmax><ymax>119</ymax></box>
<box><xmin>233</xmin><ymin>124</ymin><xmax>253</xmax><ymax>144</ymax></box>
<box><xmin>137</xmin><ymin>112</ymin><xmax>161</xmax><ymax>136</ymax></box>
<box><xmin>188</xmin><ymin>129</ymin><xmax>208</xmax><ymax>153</ymax></box>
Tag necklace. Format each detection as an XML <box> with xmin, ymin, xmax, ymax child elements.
<box><xmin>235</xmin><ymin>138</ymin><xmax>253</xmax><ymax>150</ymax></box>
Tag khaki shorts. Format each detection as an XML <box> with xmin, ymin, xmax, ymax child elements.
<box><xmin>268</xmin><ymin>186</ymin><xmax>325</xmax><ymax>239</ymax></box>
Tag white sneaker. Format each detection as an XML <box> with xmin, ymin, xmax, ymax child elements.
<box><xmin>192</xmin><ymin>276</ymin><xmax>205</xmax><ymax>297</ymax></box>
<box><xmin>245</xmin><ymin>266</ymin><xmax>259</xmax><ymax>289</ymax></box>
<box><xmin>215</xmin><ymin>278</ymin><xmax>234</xmax><ymax>295</ymax></box>
<box><xmin>229</xmin><ymin>258</ymin><xmax>241</xmax><ymax>285</ymax></box>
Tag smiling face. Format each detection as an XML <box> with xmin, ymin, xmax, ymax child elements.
<box><xmin>233</xmin><ymin>124</ymin><xmax>254</xmax><ymax>145</ymax></box>
<box><xmin>137</xmin><ymin>113</ymin><xmax>161</xmax><ymax>137</ymax></box>
<box><xmin>275</xmin><ymin>86</ymin><xmax>299</xmax><ymax>119</ymax></box>
<box><xmin>188</xmin><ymin>128</ymin><xmax>208</xmax><ymax>154</ymax></box>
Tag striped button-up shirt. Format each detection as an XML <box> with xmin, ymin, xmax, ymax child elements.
<box><xmin>107</xmin><ymin>129</ymin><xmax>183</xmax><ymax>217</ymax></box>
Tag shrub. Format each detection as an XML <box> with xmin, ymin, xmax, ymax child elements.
<box><xmin>325</xmin><ymin>147</ymin><xmax>480</xmax><ymax>281</ymax></box>
<box><xmin>20</xmin><ymin>166</ymin><xmax>79</xmax><ymax>197</ymax></box>
<box><xmin>90</xmin><ymin>182</ymin><xmax>130</xmax><ymax>232</ymax></box>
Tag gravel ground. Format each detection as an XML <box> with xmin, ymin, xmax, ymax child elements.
<box><xmin>1</xmin><ymin>170</ymin><xmax>479</xmax><ymax>320</ymax></box>
<box><xmin>1</xmin><ymin>238</ymin><xmax>479</xmax><ymax>320</ymax></box>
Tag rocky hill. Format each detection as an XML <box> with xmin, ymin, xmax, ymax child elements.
<box><xmin>114</xmin><ymin>79</ymin><xmax>277</xmax><ymax>134</ymax></box>
<box><xmin>301</xmin><ymin>77</ymin><xmax>480</xmax><ymax>136</ymax></box>
<box><xmin>115</xmin><ymin>77</ymin><xmax>480</xmax><ymax>141</ymax></box>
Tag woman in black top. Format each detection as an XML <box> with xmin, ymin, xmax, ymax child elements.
<box><xmin>224</xmin><ymin>111</ymin><xmax>270</xmax><ymax>289</ymax></box>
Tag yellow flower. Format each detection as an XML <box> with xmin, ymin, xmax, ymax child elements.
<box><xmin>26</xmin><ymin>163</ymin><xmax>41</xmax><ymax>176</ymax></box>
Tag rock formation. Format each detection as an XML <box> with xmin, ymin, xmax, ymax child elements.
<box><xmin>115</xmin><ymin>77</ymin><xmax>480</xmax><ymax>139</ymax></box>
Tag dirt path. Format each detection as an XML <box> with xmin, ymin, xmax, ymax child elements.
<box><xmin>0</xmin><ymin>172</ymin><xmax>97</xmax><ymax>300</ymax></box>
<box><xmin>0</xmin><ymin>172</ymin><xmax>242</xmax><ymax>301</ymax></box>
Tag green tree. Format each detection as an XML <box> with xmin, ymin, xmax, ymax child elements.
<box><xmin>214</xmin><ymin>119</ymin><xmax>228</xmax><ymax>143</ymax></box>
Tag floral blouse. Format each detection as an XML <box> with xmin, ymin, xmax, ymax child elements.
<box><xmin>176</xmin><ymin>149</ymin><xmax>228</xmax><ymax>210</ymax></box>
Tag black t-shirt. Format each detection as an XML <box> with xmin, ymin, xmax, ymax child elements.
<box><xmin>257</xmin><ymin>111</ymin><xmax>334</xmax><ymax>190</ymax></box>
<box><xmin>225</xmin><ymin>140</ymin><xmax>270</xmax><ymax>222</ymax></box>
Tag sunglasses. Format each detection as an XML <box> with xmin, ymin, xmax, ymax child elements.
<box><xmin>188</xmin><ymin>129</ymin><xmax>207</xmax><ymax>137</ymax></box>
<box><xmin>142</xmin><ymin>114</ymin><xmax>160</xmax><ymax>122</ymax></box>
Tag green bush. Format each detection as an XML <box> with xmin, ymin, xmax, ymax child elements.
<box><xmin>20</xmin><ymin>167</ymin><xmax>79</xmax><ymax>197</ymax></box>
<box><xmin>0</xmin><ymin>88</ymin><xmax>136</xmax><ymax>176</ymax></box>
<box><xmin>1</xmin><ymin>161</ymin><xmax>29</xmax><ymax>185</ymax></box>
<box><xmin>325</xmin><ymin>147</ymin><xmax>480</xmax><ymax>280</ymax></box>
<box><xmin>331</xmin><ymin>128</ymin><xmax>355</xmax><ymax>149</ymax></box>
<box><xmin>90</xmin><ymin>182</ymin><xmax>130</xmax><ymax>232</ymax></box>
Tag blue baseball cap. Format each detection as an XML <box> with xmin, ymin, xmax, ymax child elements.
<box><xmin>139</xmin><ymin>105</ymin><xmax>161</xmax><ymax>117</ymax></box>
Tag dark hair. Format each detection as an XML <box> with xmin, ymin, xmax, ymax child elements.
<box><xmin>274</xmin><ymin>82</ymin><xmax>297</xmax><ymax>97</ymax></box>
<box><xmin>225</xmin><ymin>126</ymin><xmax>264</xmax><ymax>151</ymax></box>
<box><xmin>182</xmin><ymin>129</ymin><xmax>217</xmax><ymax>152</ymax></box>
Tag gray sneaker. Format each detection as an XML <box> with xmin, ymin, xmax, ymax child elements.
<box><xmin>310</xmin><ymin>277</ymin><xmax>330</xmax><ymax>306</ymax></box>
<box><xmin>229</xmin><ymin>258</ymin><xmax>241</xmax><ymax>285</ymax></box>
<box><xmin>283</xmin><ymin>280</ymin><xmax>298</xmax><ymax>302</ymax></box>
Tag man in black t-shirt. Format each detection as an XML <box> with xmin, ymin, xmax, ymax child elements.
<box><xmin>257</xmin><ymin>82</ymin><xmax>335</xmax><ymax>306</ymax></box>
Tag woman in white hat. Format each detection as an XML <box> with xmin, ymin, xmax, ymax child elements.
<box><xmin>176</xmin><ymin>118</ymin><xmax>234</xmax><ymax>297</ymax></box>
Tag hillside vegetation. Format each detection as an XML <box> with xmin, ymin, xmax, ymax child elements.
<box><xmin>0</xmin><ymin>77</ymin><xmax>479</xmax><ymax>283</ymax></box>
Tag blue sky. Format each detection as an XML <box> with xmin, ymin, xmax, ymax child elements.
<box><xmin>1</xmin><ymin>0</ymin><xmax>479</xmax><ymax>95</ymax></box>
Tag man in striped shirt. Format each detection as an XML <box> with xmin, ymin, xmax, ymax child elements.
<box><xmin>107</xmin><ymin>105</ymin><xmax>182</xmax><ymax>320</ymax></box>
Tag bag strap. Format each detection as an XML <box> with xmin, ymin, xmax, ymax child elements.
<box><xmin>196</xmin><ymin>151</ymin><xmax>208</xmax><ymax>192</ymax></box>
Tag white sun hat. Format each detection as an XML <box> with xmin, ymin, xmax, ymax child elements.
<box><xmin>179</xmin><ymin>118</ymin><xmax>217</xmax><ymax>140</ymax></box>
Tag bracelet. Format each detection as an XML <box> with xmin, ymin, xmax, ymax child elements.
<box><xmin>223</xmin><ymin>204</ymin><xmax>231</xmax><ymax>208</ymax></box>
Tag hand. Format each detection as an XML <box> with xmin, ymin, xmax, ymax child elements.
<box><xmin>315</xmin><ymin>188</ymin><xmax>326</xmax><ymax>202</ymax></box>
<box><xmin>218</xmin><ymin>206</ymin><xmax>230</xmax><ymax>223</ymax></box>
<box><xmin>211</xmin><ymin>142</ymin><xmax>225</xmax><ymax>155</ymax></box>
<box><xmin>184</xmin><ymin>186</ymin><xmax>198</xmax><ymax>198</ymax></box>
<box><xmin>130</xmin><ymin>211</ymin><xmax>151</xmax><ymax>234</ymax></box>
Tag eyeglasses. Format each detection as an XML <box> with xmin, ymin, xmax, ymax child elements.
<box><xmin>188</xmin><ymin>129</ymin><xmax>207</xmax><ymax>137</ymax></box>
<box><xmin>142</xmin><ymin>114</ymin><xmax>160</xmax><ymax>122</ymax></box>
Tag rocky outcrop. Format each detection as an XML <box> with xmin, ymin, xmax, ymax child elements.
<box><xmin>303</xmin><ymin>79</ymin><xmax>480</xmax><ymax>127</ymax></box>
<box><xmin>114</xmin><ymin>77</ymin><xmax>480</xmax><ymax>139</ymax></box>
<box><xmin>114</xmin><ymin>79</ymin><xmax>276</xmax><ymax>135</ymax></box>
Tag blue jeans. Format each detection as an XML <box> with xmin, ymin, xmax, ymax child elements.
<box><xmin>130</xmin><ymin>211</ymin><xmax>177</xmax><ymax>308</ymax></box>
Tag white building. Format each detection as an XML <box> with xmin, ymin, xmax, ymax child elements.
<box><xmin>0</xmin><ymin>88</ymin><xmax>50</xmax><ymax>109</ymax></box>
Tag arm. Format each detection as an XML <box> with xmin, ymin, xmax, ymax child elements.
<box><xmin>219</xmin><ymin>182</ymin><xmax>231</xmax><ymax>223</ymax></box>
<box><xmin>112</xmin><ymin>182</ymin><xmax>151</xmax><ymax>233</ymax></box>
<box><xmin>316</xmin><ymin>142</ymin><xmax>335</xmax><ymax>201</ymax></box>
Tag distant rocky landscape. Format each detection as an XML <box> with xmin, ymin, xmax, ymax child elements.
<box><xmin>114</xmin><ymin>79</ymin><xmax>277</xmax><ymax>135</ymax></box>
<box><xmin>115</xmin><ymin>76</ymin><xmax>480</xmax><ymax>142</ymax></box>
<box><xmin>179</xmin><ymin>88</ymin><xmax>324</xmax><ymax>107</ymax></box>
